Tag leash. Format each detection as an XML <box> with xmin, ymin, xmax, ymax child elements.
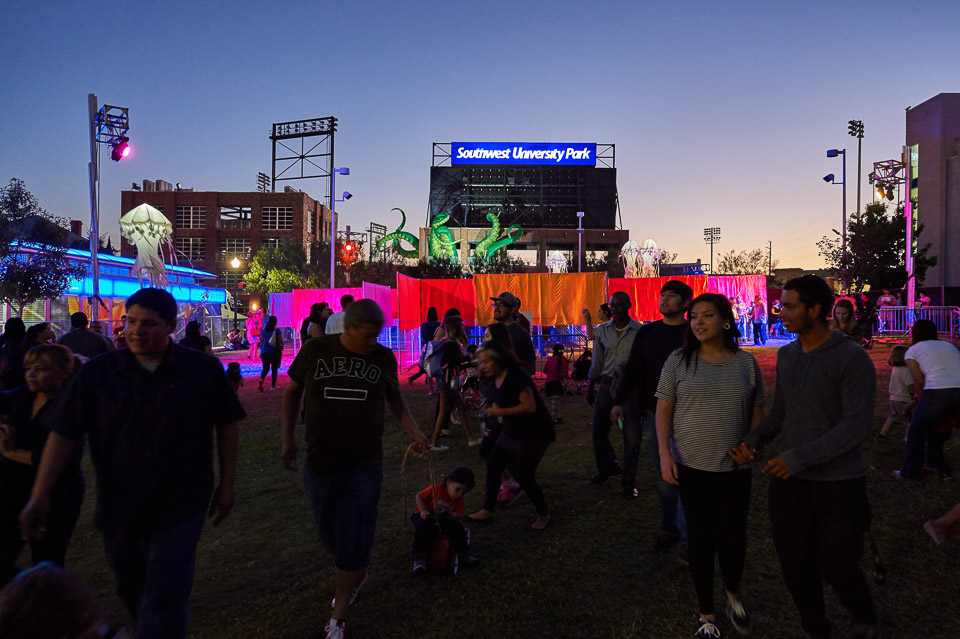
<box><xmin>400</xmin><ymin>444</ymin><xmax>439</xmax><ymax>525</ymax></box>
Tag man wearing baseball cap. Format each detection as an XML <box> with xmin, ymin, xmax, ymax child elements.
<box><xmin>490</xmin><ymin>292</ymin><xmax>537</xmax><ymax>375</ymax></box>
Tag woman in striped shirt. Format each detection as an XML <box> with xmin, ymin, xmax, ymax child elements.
<box><xmin>656</xmin><ymin>293</ymin><xmax>764</xmax><ymax>639</ymax></box>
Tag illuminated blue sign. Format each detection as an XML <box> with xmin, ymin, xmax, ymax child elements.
<box><xmin>451</xmin><ymin>142</ymin><xmax>597</xmax><ymax>166</ymax></box>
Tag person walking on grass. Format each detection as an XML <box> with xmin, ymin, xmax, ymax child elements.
<box><xmin>490</xmin><ymin>292</ymin><xmax>536</xmax><ymax>376</ymax></box>
<box><xmin>259</xmin><ymin>315</ymin><xmax>283</xmax><ymax>391</ymax></box>
<box><xmin>657</xmin><ymin>293</ymin><xmax>764</xmax><ymax>639</ymax></box>
<box><xmin>468</xmin><ymin>340</ymin><xmax>554</xmax><ymax>530</ymax></box>
<box><xmin>20</xmin><ymin>288</ymin><xmax>244</xmax><ymax>639</ymax></box>
<box><xmin>750</xmin><ymin>295</ymin><xmax>766</xmax><ymax>346</ymax></box>
<box><xmin>613</xmin><ymin>279</ymin><xmax>693</xmax><ymax>554</ymax></box>
<box><xmin>428</xmin><ymin>315</ymin><xmax>481</xmax><ymax>452</ymax></box>
<box><xmin>543</xmin><ymin>343</ymin><xmax>569</xmax><ymax>424</ymax></box>
<box><xmin>281</xmin><ymin>299</ymin><xmax>428</xmax><ymax>639</ymax></box>
<box><xmin>587</xmin><ymin>292</ymin><xmax>643</xmax><ymax>499</ymax></box>
<box><xmin>324</xmin><ymin>295</ymin><xmax>354</xmax><ymax>336</ymax></box>
<box><xmin>878</xmin><ymin>345</ymin><xmax>915</xmax><ymax>441</ymax></box>
<box><xmin>731</xmin><ymin>275</ymin><xmax>878</xmax><ymax>639</ymax></box>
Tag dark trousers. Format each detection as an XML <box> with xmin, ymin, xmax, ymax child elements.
<box><xmin>752</xmin><ymin>322</ymin><xmax>765</xmax><ymax>345</ymax></box>
<box><xmin>260</xmin><ymin>351</ymin><xmax>282</xmax><ymax>385</ymax></box>
<box><xmin>903</xmin><ymin>388</ymin><xmax>960</xmax><ymax>477</ymax></box>
<box><xmin>677</xmin><ymin>465</ymin><xmax>751</xmax><ymax>615</ymax></box>
<box><xmin>0</xmin><ymin>483</ymin><xmax>84</xmax><ymax>586</ymax></box>
<box><xmin>410</xmin><ymin>514</ymin><xmax>469</xmax><ymax>559</ymax></box>
<box><xmin>591</xmin><ymin>380</ymin><xmax>642</xmax><ymax>488</ymax></box>
<box><xmin>927</xmin><ymin>430</ymin><xmax>953</xmax><ymax>477</ymax></box>
<box><xmin>101</xmin><ymin>512</ymin><xmax>206</xmax><ymax>639</ymax></box>
<box><xmin>482</xmin><ymin>441</ymin><xmax>549</xmax><ymax>516</ymax></box>
<box><xmin>769</xmin><ymin>477</ymin><xmax>876</xmax><ymax>637</ymax></box>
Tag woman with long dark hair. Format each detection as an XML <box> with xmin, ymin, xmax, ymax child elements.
<box><xmin>468</xmin><ymin>339</ymin><xmax>555</xmax><ymax>530</ymax></box>
<box><xmin>259</xmin><ymin>315</ymin><xmax>283</xmax><ymax>391</ymax></box>
<box><xmin>24</xmin><ymin>323</ymin><xmax>55</xmax><ymax>348</ymax></box>
<box><xmin>0</xmin><ymin>344</ymin><xmax>85</xmax><ymax>586</ymax></box>
<box><xmin>656</xmin><ymin>293</ymin><xmax>764</xmax><ymax>638</ymax></box>
<box><xmin>409</xmin><ymin>307</ymin><xmax>442</xmax><ymax>386</ymax></box>
<box><xmin>829</xmin><ymin>298</ymin><xmax>864</xmax><ymax>346</ymax></box>
<box><xmin>179</xmin><ymin>320</ymin><xmax>213</xmax><ymax>355</ymax></box>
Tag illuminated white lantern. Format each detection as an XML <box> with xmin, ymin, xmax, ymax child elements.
<box><xmin>547</xmin><ymin>250</ymin><xmax>568</xmax><ymax>273</ymax></box>
<box><xmin>639</xmin><ymin>238</ymin><xmax>661</xmax><ymax>277</ymax></box>
<box><xmin>119</xmin><ymin>203</ymin><xmax>176</xmax><ymax>288</ymax></box>
<box><xmin>620</xmin><ymin>240</ymin><xmax>642</xmax><ymax>278</ymax></box>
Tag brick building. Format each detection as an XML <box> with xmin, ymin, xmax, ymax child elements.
<box><xmin>120</xmin><ymin>182</ymin><xmax>331</xmax><ymax>310</ymax></box>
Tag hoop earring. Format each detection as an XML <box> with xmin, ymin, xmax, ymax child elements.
<box><xmin>723</xmin><ymin>322</ymin><xmax>731</xmax><ymax>330</ymax></box>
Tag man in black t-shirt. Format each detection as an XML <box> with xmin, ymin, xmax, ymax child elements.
<box><xmin>612</xmin><ymin>280</ymin><xmax>693</xmax><ymax>555</ymax></box>
<box><xmin>491</xmin><ymin>291</ymin><xmax>537</xmax><ymax>375</ymax></box>
<box><xmin>282</xmin><ymin>300</ymin><xmax>428</xmax><ymax>639</ymax></box>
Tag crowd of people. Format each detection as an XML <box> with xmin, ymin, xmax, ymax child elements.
<box><xmin>0</xmin><ymin>275</ymin><xmax>957</xmax><ymax>638</ymax></box>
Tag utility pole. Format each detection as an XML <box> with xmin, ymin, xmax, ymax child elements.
<box><xmin>848</xmin><ymin>120</ymin><xmax>865</xmax><ymax>222</ymax></box>
<box><xmin>703</xmin><ymin>227</ymin><xmax>721</xmax><ymax>273</ymax></box>
<box><xmin>768</xmin><ymin>240</ymin><xmax>772</xmax><ymax>275</ymax></box>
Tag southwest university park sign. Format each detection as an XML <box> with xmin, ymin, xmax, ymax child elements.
<box><xmin>450</xmin><ymin>142</ymin><xmax>598</xmax><ymax>166</ymax></box>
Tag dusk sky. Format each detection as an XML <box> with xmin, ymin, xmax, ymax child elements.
<box><xmin>2</xmin><ymin>1</ymin><xmax>958</xmax><ymax>270</ymax></box>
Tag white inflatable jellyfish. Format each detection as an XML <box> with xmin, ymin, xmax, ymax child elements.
<box><xmin>119</xmin><ymin>204</ymin><xmax>176</xmax><ymax>288</ymax></box>
<box><xmin>547</xmin><ymin>250</ymin><xmax>568</xmax><ymax>273</ymax></box>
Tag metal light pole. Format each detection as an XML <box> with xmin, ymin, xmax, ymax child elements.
<box><xmin>826</xmin><ymin>149</ymin><xmax>847</xmax><ymax>282</ymax></box>
<box><xmin>848</xmin><ymin>121</ymin><xmax>864</xmax><ymax>221</ymax></box>
<box><xmin>231</xmin><ymin>257</ymin><xmax>241</xmax><ymax>330</ymax></box>
<box><xmin>576</xmin><ymin>211</ymin><xmax>585</xmax><ymax>272</ymax></box>
<box><xmin>703</xmin><ymin>227</ymin><xmax>721</xmax><ymax>273</ymax></box>
<box><xmin>87</xmin><ymin>94</ymin><xmax>130</xmax><ymax>321</ymax></box>
<box><xmin>329</xmin><ymin>167</ymin><xmax>350</xmax><ymax>288</ymax></box>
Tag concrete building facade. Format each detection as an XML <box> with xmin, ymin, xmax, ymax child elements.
<box><xmin>906</xmin><ymin>93</ymin><xmax>960</xmax><ymax>289</ymax></box>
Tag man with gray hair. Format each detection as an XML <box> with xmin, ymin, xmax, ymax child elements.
<box><xmin>282</xmin><ymin>299</ymin><xmax>428</xmax><ymax>639</ymax></box>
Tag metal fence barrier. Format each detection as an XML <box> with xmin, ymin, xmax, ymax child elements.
<box><xmin>876</xmin><ymin>306</ymin><xmax>959</xmax><ymax>341</ymax></box>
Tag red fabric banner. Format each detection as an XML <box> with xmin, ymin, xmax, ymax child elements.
<box><xmin>396</xmin><ymin>275</ymin><xmax>478</xmax><ymax>331</ymax></box>
<box><xmin>707</xmin><ymin>275</ymin><xmax>768</xmax><ymax>310</ymax></box>
<box><xmin>608</xmin><ymin>276</ymin><xmax>709</xmax><ymax>322</ymax></box>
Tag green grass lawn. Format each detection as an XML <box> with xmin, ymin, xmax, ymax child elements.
<box><xmin>58</xmin><ymin>344</ymin><xmax>960</xmax><ymax>638</ymax></box>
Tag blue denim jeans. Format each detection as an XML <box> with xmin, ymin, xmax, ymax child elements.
<box><xmin>902</xmin><ymin>387</ymin><xmax>960</xmax><ymax>477</ymax></box>
<box><xmin>641</xmin><ymin>409</ymin><xmax>688</xmax><ymax>540</ymax></box>
<box><xmin>101</xmin><ymin>511</ymin><xmax>207</xmax><ymax>639</ymax></box>
<box><xmin>303</xmin><ymin>460</ymin><xmax>383</xmax><ymax>571</ymax></box>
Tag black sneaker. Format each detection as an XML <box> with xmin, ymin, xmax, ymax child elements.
<box><xmin>694</xmin><ymin>619</ymin><xmax>721</xmax><ymax>638</ymax></box>
<box><xmin>726</xmin><ymin>598</ymin><xmax>752</xmax><ymax>635</ymax></box>
<box><xmin>653</xmin><ymin>533</ymin><xmax>680</xmax><ymax>551</ymax></box>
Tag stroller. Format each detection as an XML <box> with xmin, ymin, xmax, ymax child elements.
<box><xmin>571</xmin><ymin>349</ymin><xmax>592</xmax><ymax>394</ymax></box>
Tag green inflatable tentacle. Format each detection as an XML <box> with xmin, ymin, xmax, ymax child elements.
<box><xmin>474</xmin><ymin>212</ymin><xmax>501</xmax><ymax>257</ymax></box>
<box><xmin>376</xmin><ymin>208</ymin><xmax>419</xmax><ymax>259</ymax></box>
<box><xmin>428</xmin><ymin>212</ymin><xmax>458</xmax><ymax>263</ymax></box>
<box><xmin>485</xmin><ymin>224</ymin><xmax>523</xmax><ymax>258</ymax></box>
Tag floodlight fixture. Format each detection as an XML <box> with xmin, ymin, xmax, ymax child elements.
<box><xmin>827</xmin><ymin>149</ymin><xmax>840</xmax><ymax>158</ymax></box>
<box><xmin>885</xmin><ymin>186</ymin><xmax>895</xmax><ymax>200</ymax></box>
<box><xmin>876</xmin><ymin>184</ymin><xmax>886</xmax><ymax>199</ymax></box>
<box><xmin>823</xmin><ymin>174</ymin><xmax>835</xmax><ymax>183</ymax></box>
<box><xmin>343</xmin><ymin>191</ymin><xmax>353</xmax><ymax>200</ymax></box>
<box><xmin>847</xmin><ymin>120</ymin><xmax>864</xmax><ymax>139</ymax></box>
<box><xmin>110</xmin><ymin>136</ymin><xmax>131</xmax><ymax>162</ymax></box>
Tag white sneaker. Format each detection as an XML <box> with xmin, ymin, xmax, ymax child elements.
<box><xmin>429</xmin><ymin>444</ymin><xmax>449</xmax><ymax>452</ymax></box>
<box><xmin>726</xmin><ymin>597</ymin><xmax>753</xmax><ymax>634</ymax></box>
<box><xmin>412</xmin><ymin>559</ymin><xmax>426</xmax><ymax>574</ymax></box>
<box><xmin>324</xmin><ymin>619</ymin><xmax>346</xmax><ymax>639</ymax></box>
<box><xmin>695</xmin><ymin>620</ymin><xmax>721</xmax><ymax>639</ymax></box>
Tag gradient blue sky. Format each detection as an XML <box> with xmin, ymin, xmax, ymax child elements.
<box><xmin>2</xmin><ymin>1</ymin><xmax>958</xmax><ymax>269</ymax></box>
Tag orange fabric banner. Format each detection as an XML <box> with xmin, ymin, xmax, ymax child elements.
<box><xmin>473</xmin><ymin>272</ymin><xmax>607</xmax><ymax>326</ymax></box>
<box><xmin>608</xmin><ymin>276</ymin><xmax>709</xmax><ymax>322</ymax></box>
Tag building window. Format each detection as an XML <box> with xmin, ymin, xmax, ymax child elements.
<box><xmin>261</xmin><ymin>238</ymin><xmax>283</xmax><ymax>251</ymax></box>
<box><xmin>174</xmin><ymin>237</ymin><xmax>206</xmax><ymax>262</ymax></box>
<box><xmin>175</xmin><ymin>205</ymin><xmax>206</xmax><ymax>229</ymax></box>
<box><xmin>218</xmin><ymin>238</ymin><xmax>251</xmax><ymax>261</ymax></box>
<box><xmin>262</xmin><ymin>206</ymin><xmax>293</xmax><ymax>230</ymax></box>
<box><xmin>219</xmin><ymin>205</ymin><xmax>251</xmax><ymax>230</ymax></box>
<box><xmin>218</xmin><ymin>270</ymin><xmax>247</xmax><ymax>288</ymax></box>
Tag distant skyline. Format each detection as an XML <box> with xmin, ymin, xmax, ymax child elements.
<box><xmin>2</xmin><ymin>0</ymin><xmax>958</xmax><ymax>270</ymax></box>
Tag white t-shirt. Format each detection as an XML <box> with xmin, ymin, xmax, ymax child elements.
<box><xmin>905</xmin><ymin>340</ymin><xmax>960</xmax><ymax>390</ymax></box>
<box><xmin>324</xmin><ymin>310</ymin><xmax>346</xmax><ymax>335</ymax></box>
<box><xmin>888</xmin><ymin>365</ymin><xmax>913</xmax><ymax>402</ymax></box>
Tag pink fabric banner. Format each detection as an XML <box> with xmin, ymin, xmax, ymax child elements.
<box><xmin>267</xmin><ymin>292</ymin><xmax>297</xmax><ymax>327</ymax></box>
<box><xmin>397</xmin><ymin>274</ymin><xmax>422</xmax><ymax>332</ymax></box>
<box><xmin>609</xmin><ymin>276</ymin><xmax>709</xmax><ymax>322</ymax></box>
<box><xmin>361</xmin><ymin>282</ymin><xmax>393</xmax><ymax>325</ymax></box>
<box><xmin>706</xmin><ymin>275</ymin><xmax>768</xmax><ymax>310</ymax></box>
<box><xmin>291</xmin><ymin>287</ymin><xmax>363</xmax><ymax>328</ymax></box>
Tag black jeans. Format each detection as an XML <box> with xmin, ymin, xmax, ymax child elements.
<box><xmin>482</xmin><ymin>440</ymin><xmax>549</xmax><ymax>516</ymax></box>
<box><xmin>591</xmin><ymin>379</ymin><xmax>642</xmax><ymax>488</ymax></box>
<box><xmin>260</xmin><ymin>351</ymin><xmax>282</xmax><ymax>385</ymax></box>
<box><xmin>0</xmin><ymin>481</ymin><xmax>84</xmax><ymax>586</ymax></box>
<box><xmin>410</xmin><ymin>514</ymin><xmax>469</xmax><ymax>559</ymax></box>
<box><xmin>677</xmin><ymin>465</ymin><xmax>751</xmax><ymax>615</ymax></box>
<box><xmin>769</xmin><ymin>476</ymin><xmax>876</xmax><ymax>637</ymax></box>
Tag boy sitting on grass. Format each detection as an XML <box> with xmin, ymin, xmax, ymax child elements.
<box><xmin>412</xmin><ymin>466</ymin><xmax>478</xmax><ymax>574</ymax></box>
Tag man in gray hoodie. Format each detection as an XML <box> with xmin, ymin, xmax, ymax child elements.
<box><xmin>731</xmin><ymin>275</ymin><xmax>877</xmax><ymax>639</ymax></box>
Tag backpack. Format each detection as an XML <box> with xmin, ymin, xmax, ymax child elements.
<box><xmin>424</xmin><ymin>340</ymin><xmax>460</xmax><ymax>378</ymax></box>
<box><xmin>269</xmin><ymin>329</ymin><xmax>282</xmax><ymax>350</ymax></box>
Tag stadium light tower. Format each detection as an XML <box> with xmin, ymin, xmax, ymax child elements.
<box><xmin>329</xmin><ymin>168</ymin><xmax>351</xmax><ymax>288</ymax></box>
<box><xmin>87</xmin><ymin>94</ymin><xmax>130</xmax><ymax>321</ymax></box>
<box><xmin>703</xmin><ymin>227</ymin><xmax>721</xmax><ymax>273</ymax></box>
<box><xmin>848</xmin><ymin>120</ymin><xmax>864</xmax><ymax>222</ymax></box>
<box><xmin>824</xmin><ymin>149</ymin><xmax>848</xmax><ymax>279</ymax></box>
